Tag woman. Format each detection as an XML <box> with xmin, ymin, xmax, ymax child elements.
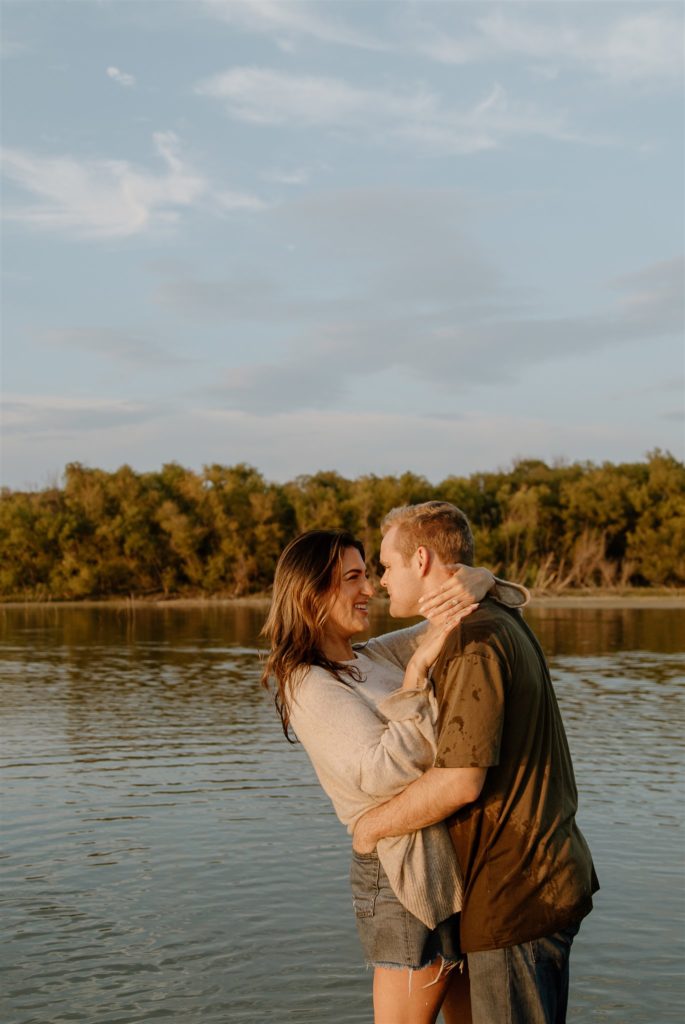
<box><xmin>260</xmin><ymin>530</ymin><xmax>527</xmax><ymax>1024</ymax></box>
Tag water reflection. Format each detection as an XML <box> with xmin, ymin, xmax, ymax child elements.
<box><xmin>1</xmin><ymin>604</ymin><xmax>683</xmax><ymax>1023</ymax></box>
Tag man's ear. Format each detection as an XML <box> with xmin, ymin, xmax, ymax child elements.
<box><xmin>415</xmin><ymin>545</ymin><xmax>431</xmax><ymax>577</ymax></box>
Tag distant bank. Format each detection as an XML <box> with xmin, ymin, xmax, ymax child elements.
<box><xmin>1</xmin><ymin>592</ymin><xmax>683</xmax><ymax>610</ymax></box>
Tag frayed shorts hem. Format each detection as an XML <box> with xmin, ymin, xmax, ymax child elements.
<box><xmin>366</xmin><ymin>954</ymin><xmax>464</xmax><ymax>972</ymax></box>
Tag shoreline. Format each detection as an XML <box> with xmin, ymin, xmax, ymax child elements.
<box><xmin>1</xmin><ymin>593</ymin><xmax>684</xmax><ymax>610</ymax></box>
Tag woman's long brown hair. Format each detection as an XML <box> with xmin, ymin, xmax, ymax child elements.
<box><xmin>260</xmin><ymin>530</ymin><xmax>366</xmax><ymax>741</ymax></box>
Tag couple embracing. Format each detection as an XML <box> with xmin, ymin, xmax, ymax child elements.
<box><xmin>261</xmin><ymin>501</ymin><xmax>598</xmax><ymax>1024</ymax></box>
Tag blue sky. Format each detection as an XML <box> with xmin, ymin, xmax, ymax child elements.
<box><xmin>2</xmin><ymin>0</ymin><xmax>683</xmax><ymax>489</ymax></box>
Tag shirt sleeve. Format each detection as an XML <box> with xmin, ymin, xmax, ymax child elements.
<box><xmin>434</xmin><ymin>651</ymin><xmax>506</xmax><ymax>769</ymax></box>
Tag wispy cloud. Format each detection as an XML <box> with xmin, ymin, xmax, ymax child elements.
<box><xmin>196</xmin><ymin>67</ymin><xmax>410</xmax><ymax>126</ymax></box>
<box><xmin>152</xmin><ymin>267</ymin><xmax>282</xmax><ymax>320</ymax></box>
<box><xmin>1</xmin><ymin>131</ymin><xmax>265</xmax><ymax>237</ymax></box>
<box><xmin>203</xmin><ymin>0</ymin><xmax>385</xmax><ymax>52</ymax></box>
<box><xmin>38</xmin><ymin>327</ymin><xmax>189</xmax><ymax>368</ymax></box>
<box><xmin>106</xmin><ymin>65</ymin><xmax>136</xmax><ymax>88</ymax></box>
<box><xmin>1</xmin><ymin>132</ymin><xmax>204</xmax><ymax>237</ymax></box>
<box><xmin>611</xmin><ymin>258</ymin><xmax>685</xmax><ymax>332</ymax></box>
<box><xmin>1</xmin><ymin>394</ymin><xmax>155</xmax><ymax>436</ymax></box>
<box><xmin>1</xmin><ymin>34</ymin><xmax>30</xmax><ymax>59</ymax></box>
<box><xmin>151</xmin><ymin>187</ymin><xmax>500</xmax><ymax>322</ymax></box>
<box><xmin>614</xmin><ymin>373</ymin><xmax>685</xmax><ymax>420</ymax></box>
<box><xmin>196</xmin><ymin>67</ymin><xmax>592</xmax><ymax>153</ymax></box>
<box><xmin>420</xmin><ymin>7</ymin><xmax>684</xmax><ymax>86</ymax></box>
<box><xmin>261</xmin><ymin>166</ymin><xmax>310</xmax><ymax>186</ymax></box>
<box><xmin>215</xmin><ymin>188</ymin><xmax>268</xmax><ymax>211</ymax></box>
<box><xmin>194</xmin><ymin>408</ymin><xmax>662</xmax><ymax>484</ymax></box>
<box><xmin>3</xmin><ymin>399</ymin><xmax>675</xmax><ymax>491</ymax></box>
<box><xmin>202</xmin><ymin>3</ymin><xmax>683</xmax><ymax>88</ymax></box>
<box><xmin>205</xmin><ymin>254</ymin><xmax>684</xmax><ymax>415</ymax></box>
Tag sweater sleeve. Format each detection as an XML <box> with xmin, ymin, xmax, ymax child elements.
<box><xmin>359</xmin><ymin>684</ymin><xmax>438</xmax><ymax>799</ymax></box>
<box><xmin>493</xmin><ymin>577</ymin><xmax>530</xmax><ymax>607</ymax></box>
<box><xmin>289</xmin><ymin>667</ymin><xmax>437</xmax><ymax>813</ymax></box>
<box><xmin>360</xmin><ymin>622</ymin><xmax>428</xmax><ymax>670</ymax></box>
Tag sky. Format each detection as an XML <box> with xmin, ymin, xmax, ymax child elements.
<box><xmin>1</xmin><ymin>0</ymin><xmax>684</xmax><ymax>490</ymax></box>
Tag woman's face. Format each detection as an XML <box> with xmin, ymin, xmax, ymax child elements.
<box><xmin>323</xmin><ymin>546</ymin><xmax>375</xmax><ymax>645</ymax></box>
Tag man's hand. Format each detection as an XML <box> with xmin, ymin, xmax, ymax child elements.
<box><xmin>352</xmin><ymin>809</ymin><xmax>381</xmax><ymax>853</ymax></box>
<box><xmin>351</xmin><ymin>766</ymin><xmax>487</xmax><ymax>851</ymax></box>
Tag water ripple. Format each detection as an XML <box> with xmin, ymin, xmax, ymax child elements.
<box><xmin>1</xmin><ymin>605</ymin><xmax>683</xmax><ymax>1023</ymax></box>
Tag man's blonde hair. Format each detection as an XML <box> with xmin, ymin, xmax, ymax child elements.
<box><xmin>381</xmin><ymin>501</ymin><xmax>475</xmax><ymax>566</ymax></box>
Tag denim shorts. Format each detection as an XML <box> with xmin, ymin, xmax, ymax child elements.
<box><xmin>350</xmin><ymin>850</ymin><xmax>462</xmax><ymax>970</ymax></box>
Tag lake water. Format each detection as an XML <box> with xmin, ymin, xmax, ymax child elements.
<box><xmin>1</xmin><ymin>603</ymin><xmax>683</xmax><ymax>1023</ymax></box>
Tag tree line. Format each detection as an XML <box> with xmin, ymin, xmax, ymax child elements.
<box><xmin>1</xmin><ymin>451</ymin><xmax>683</xmax><ymax>600</ymax></box>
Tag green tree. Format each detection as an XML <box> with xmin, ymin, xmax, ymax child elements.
<box><xmin>1</xmin><ymin>455</ymin><xmax>683</xmax><ymax>599</ymax></box>
<box><xmin>625</xmin><ymin>450</ymin><xmax>685</xmax><ymax>584</ymax></box>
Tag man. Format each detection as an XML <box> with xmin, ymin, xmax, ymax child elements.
<box><xmin>353</xmin><ymin>501</ymin><xmax>599</xmax><ymax>1024</ymax></box>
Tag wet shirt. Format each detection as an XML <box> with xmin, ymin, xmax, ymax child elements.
<box><xmin>433</xmin><ymin>599</ymin><xmax>599</xmax><ymax>952</ymax></box>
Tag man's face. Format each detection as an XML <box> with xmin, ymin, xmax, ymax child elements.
<box><xmin>379</xmin><ymin>525</ymin><xmax>424</xmax><ymax>618</ymax></box>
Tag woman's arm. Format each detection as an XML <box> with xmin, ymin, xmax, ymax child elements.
<box><xmin>289</xmin><ymin>666</ymin><xmax>439</xmax><ymax>811</ymax></box>
<box><xmin>399</xmin><ymin>611</ymin><xmax>478</xmax><ymax>690</ymax></box>
<box><xmin>359</xmin><ymin>621</ymin><xmax>429</xmax><ymax>670</ymax></box>
<box><xmin>362</xmin><ymin>564</ymin><xmax>503</xmax><ymax>668</ymax></box>
<box><xmin>419</xmin><ymin>568</ymin><xmax>530</xmax><ymax>618</ymax></box>
<box><xmin>362</xmin><ymin>567</ymin><xmax>528</xmax><ymax>669</ymax></box>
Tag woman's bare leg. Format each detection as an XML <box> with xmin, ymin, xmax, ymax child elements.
<box><xmin>440</xmin><ymin>960</ymin><xmax>472</xmax><ymax>1024</ymax></box>
<box><xmin>373</xmin><ymin>959</ymin><xmax>456</xmax><ymax>1024</ymax></box>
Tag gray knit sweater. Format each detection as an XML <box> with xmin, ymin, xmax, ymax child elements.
<box><xmin>289</xmin><ymin>627</ymin><xmax>460</xmax><ymax>928</ymax></box>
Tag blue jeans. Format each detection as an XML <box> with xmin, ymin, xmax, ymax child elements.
<box><xmin>467</xmin><ymin>922</ymin><xmax>580</xmax><ymax>1024</ymax></box>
